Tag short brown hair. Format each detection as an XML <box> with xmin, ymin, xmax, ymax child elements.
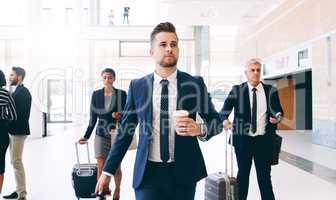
<box><xmin>150</xmin><ymin>22</ymin><xmax>178</xmax><ymax>46</ymax></box>
<box><xmin>12</xmin><ymin>66</ymin><xmax>26</xmax><ymax>80</ymax></box>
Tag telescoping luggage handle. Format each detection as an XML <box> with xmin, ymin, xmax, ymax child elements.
<box><xmin>225</xmin><ymin>130</ymin><xmax>234</xmax><ymax>177</ymax></box>
<box><xmin>75</xmin><ymin>142</ymin><xmax>95</xmax><ymax>176</ymax></box>
<box><xmin>75</xmin><ymin>142</ymin><xmax>92</xmax><ymax>166</ymax></box>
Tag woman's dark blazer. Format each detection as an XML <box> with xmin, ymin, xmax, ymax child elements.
<box><xmin>84</xmin><ymin>87</ymin><xmax>127</xmax><ymax>139</ymax></box>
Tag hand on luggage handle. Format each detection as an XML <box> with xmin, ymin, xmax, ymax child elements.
<box><xmin>95</xmin><ymin>174</ymin><xmax>112</xmax><ymax>199</ymax></box>
<box><xmin>78</xmin><ymin>137</ymin><xmax>88</xmax><ymax>144</ymax></box>
<box><xmin>96</xmin><ymin>191</ymin><xmax>108</xmax><ymax>200</ymax></box>
<box><xmin>87</xmin><ymin>192</ymin><xmax>106</xmax><ymax>200</ymax></box>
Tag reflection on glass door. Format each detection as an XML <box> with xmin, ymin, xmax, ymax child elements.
<box><xmin>47</xmin><ymin>79</ymin><xmax>73</xmax><ymax>123</ymax></box>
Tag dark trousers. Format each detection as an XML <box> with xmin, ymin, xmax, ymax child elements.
<box><xmin>135</xmin><ymin>161</ymin><xmax>196</xmax><ymax>200</ymax></box>
<box><xmin>0</xmin><ymin>121</ymin><xmax>9</xmax><ymax>174</ymax></box>
<box><xmin>235</xmin><ymin>135</ymin><xmax>275</xmax><ymax>200</ymax></box>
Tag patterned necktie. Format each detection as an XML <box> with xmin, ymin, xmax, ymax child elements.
<box><xmin>251</xmin><ymin>88</ymin><xmax>257</xmax><ymax>133</ymax></box>
<box><xmin>160</xmin><ymin>79</ymin><xmax>169</xmax><ymax>162</ymax></box>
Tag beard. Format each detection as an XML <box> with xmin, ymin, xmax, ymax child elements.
<box><xmin>159</xmin><ymin>57</ymin><xmax>178</xmax><ymax>68</ymax></box>
<box><xmin>10</xmin><ymin>79</ymin><xmax>18</xmax><ymax>86</ymax></box>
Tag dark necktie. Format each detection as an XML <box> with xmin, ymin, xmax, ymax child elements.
<box><xmin>251</xmin><ymin>88</ymin><xmax>257</xmax><ymax>133</ymax></box>
<box><xmin>160</xmin><ymin>79</ymin><xmax>169</xmax><ymax>162</ymax></box>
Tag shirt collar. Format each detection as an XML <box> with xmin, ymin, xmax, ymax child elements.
<box><xmin>154</xmin><ymin>69</ymin><xmax>177</xmax><ymax>84</ymax></box>
<box><xmin>10</xmin><ymin>85</ymin><xmax>18</xmax><ymax>94</ymax></box>
<box><xmin>247</xmin><ymin>81</ymin><xmax>263</xmax><ymax>92</ymax></box>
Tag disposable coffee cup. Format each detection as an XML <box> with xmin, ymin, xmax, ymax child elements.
<box><xmin>173</xmin><ymin>110</ymin><xmax>189</xmax><ymax>131</ymax></box>
<box><xmin>173</xmin><ymin>110</ymin><xmax>189</xmax><ymax>118</ymax></box>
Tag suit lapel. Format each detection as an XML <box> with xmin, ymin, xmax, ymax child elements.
<box><xmin>98</xmin><ymin>88</ymin><xmax>105</xmax><ymax>110</ymax></box>
<box><xmin>176</xmin><ymin>70</ymin><xmax>184</xmax><ymax>110</ymax></box>
<box><xmin>12</xmin><ymin>85</ymin><xmax>23</xmax><ymax>97</ymax></box>
<box><xmin>111</xmin><ymin>87</ymin><xmax>117</xmax><ymax>110</ymax></box>
<box><xmin>143</xmin><ymin>74</ymin><xmax>154</xmax><ymax>134</ymax></box>
<box><xmin>242</xmin><ymin>83</ymin><xmax>251</xmax><ymax>122</ymax></box>
<box><xmin>262</xmin><ymin>82</ymin><xmax>270</xmax><ymax>112</ymax></box>
<box><xmin>175</xmin><ymin>70</ymin><xmax>186</xmax><ymax>158</ymax></box>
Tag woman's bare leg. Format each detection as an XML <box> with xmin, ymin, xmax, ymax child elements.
<box><xmin>96</xmin><ymin>157</ymin><xmax>106</xmax><ymax>180</ymax></box>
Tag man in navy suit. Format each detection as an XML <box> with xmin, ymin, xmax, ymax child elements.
<box><xmin>95</xmin><ymin>22</ymin><xmax>223</xmax><ymax>200</ymax></box>
<box><xmin>220</xmin><ymin>58</ymin><xmax>283</xmax><ymax>200</ymax></box>
<box><xmin>3</xmin><ymin>67</ymin><xmax>31</xmax><ymax>200</ymax></box>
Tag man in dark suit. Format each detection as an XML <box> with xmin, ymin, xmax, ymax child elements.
<box><xmin>3</xmin><ymin>67</ymin><xmax>31</xmax><ymax>200</ymax></box>
<box><xmin>95</xmin><ymin>22</ymin><xmax>223</xmax><ymax>200</ymax></box>
<box><xmin>220</xmin><ymin>58</ymin><xmax>283</xmax><ymax>200</ymax></box>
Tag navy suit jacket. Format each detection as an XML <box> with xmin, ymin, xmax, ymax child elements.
<box><xmin>8</xmin><ymin>84</ymin><xmax>32</xmax><ymax>135</ymax></box>
<box><xmin>220</xmin><ymin>82</ymin><xmax>283</xmax><ymax>148</ymax></box>
<box><xmin>103</xmin><ymin>70</ymin><xmax>223</xmax><ymax>188</ymax></box>
<box><xmin>84</xmin><ymin>87</ymin><xmax>127</xmax><ymax>139</ymax></box>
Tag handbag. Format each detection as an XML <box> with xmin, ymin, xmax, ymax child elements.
<box><xmin>271</xmin><ymin>133</ymin><xmax>282</xmax><ymax>165</ymax></box>
<box><xmin>110</xmin><ymin>129</ymin><xmax>138</xmax><ymax>151</ymax></box>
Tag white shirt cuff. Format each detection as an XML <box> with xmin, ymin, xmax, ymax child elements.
<box><xmin>102</xmin><ymin>171</ymin><xmax>113</xmax><ymax>177</ymax></box>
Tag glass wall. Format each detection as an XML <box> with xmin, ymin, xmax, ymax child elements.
<box><xmin>0</xmin><ymin>40</ymin><xmax>24</xmax><ymax>74</ymax></box>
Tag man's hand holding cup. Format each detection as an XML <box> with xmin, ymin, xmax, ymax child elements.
<box><xmin>174</xmin><ymin>110</ymin><xmax>203</xmax><ymax>137</ymax></box>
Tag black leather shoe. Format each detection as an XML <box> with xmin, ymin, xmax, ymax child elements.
<box><xmin>3</xmin><ymin>192</ymin><xmax>18</xmax><ymax>199</ymax></box>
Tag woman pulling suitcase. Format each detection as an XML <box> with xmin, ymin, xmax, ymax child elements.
<box><xmin>78</xmin><ymin>68</ymin><xmax>127</xmax><ymax>200</ymax></box>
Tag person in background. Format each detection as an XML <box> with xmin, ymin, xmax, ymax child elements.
<box><xmin>108</xmin><ymin>9</ymin><xmax>115</xmax><ymax>26</ymax></box>
<box><xmin>123</xmin><ymin>6</ymin><xmax>130</xmax><ymax>25</ymax></box>
<box><xmin>0</xmin><ymin>70</ymin><xmax>17</xmax><ymax>196</ymax></box>
<box><xmin>3</xmin><ymin>67</ymin><xmax>32</xmax><ymax>200</ymax></box>
<box><xmin>220</xmin><ymin>58</ymin><xmax>283</xmax><ymax>200</ymax></box>
<box><xmin>78</xmin><ymin>68</ymin><xmax>127</xmax><ymax>200</ymax></box>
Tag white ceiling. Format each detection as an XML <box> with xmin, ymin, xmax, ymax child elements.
<box><xmin>158</xmin><ymin>0</ymin><xmax>284</xmax><ymax>26</ymax></box>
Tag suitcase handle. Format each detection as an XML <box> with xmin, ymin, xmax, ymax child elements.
<box><xmin>75</xmin><ymin>142</ymin><xmax>92</xmax><ymax>168</ymax></box>
<box><xmin>225</xmin><ymin>130</ymin><xmax>234</xmax><ymax>177</ymax></box>
<box><xmin>75</xmin><ymin>166</ymin><xmax>95</xmax><ymax>177</ymax></box>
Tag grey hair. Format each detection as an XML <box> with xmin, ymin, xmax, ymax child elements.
<box><xmin>245</xmin><ymin>58</ymin><xmax>262</xmax><ymax>69</ymax></box>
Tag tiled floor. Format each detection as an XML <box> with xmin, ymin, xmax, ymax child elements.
<box><xmin>280</xmin><ymin>131</ymin><xmax>336</xmax><ymax>170</ymax></box>
<box><xmin>280</xmin><ymin>151</ymin><xmax>336</xmax><ymax>184</ymax></box>
<box><xmin>2</xmin><ymin>125</ymin><xmax>336</xmax><ymax>200</ymax></box>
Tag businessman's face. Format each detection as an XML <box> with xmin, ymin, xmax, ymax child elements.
<box><xmin>9</xmin><ymin>70</ymin><xmax>19</xmax><ymax>86</ymax></box>
<box><xmin>245</xmin><ymin>63</ymin><xmax>261</xmax><ymax>87</ymax></box>
<box><xmin>102</xmin><ymin>72</ymin><xmax>115</xmax><ymax>87</ymax></box>
<box><xmin>150</xmin><ymin>32</ymin><xmax>179</xmax><ymax>68</ymax></box>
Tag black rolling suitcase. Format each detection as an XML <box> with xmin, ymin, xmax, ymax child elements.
<box><xmin>205</xmin><ymin>131</ymin><xmax>239</xmax><ymax>200</ymax></box>
<box><xmin>72</xmin><ymin>142</ymin><xmax>97</xmax><ymax>199</ymax></box>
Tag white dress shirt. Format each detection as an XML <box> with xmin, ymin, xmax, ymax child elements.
<box><xmin>247</xmin><ymin>82</ymin><xmax>267</xmax><ymax>136</ymax></box>
<box><xmin>9</xmin><ymin>85</ymin><xmax>17</xmax><ymax>94</ymax></box>
<box><xmin>148</xmin><ymin>70</ymin><xmax>178</xmax><ymax>162</ymax></box>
